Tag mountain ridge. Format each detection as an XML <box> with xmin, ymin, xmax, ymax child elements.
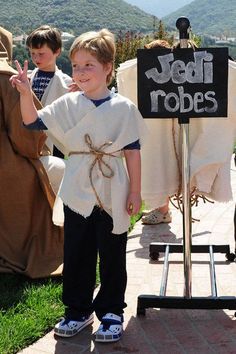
<box><xmin>1</xmin><ymin>0</ymin><xmax>235</xmax><ymax>39</ymax></box>
<box><xmin>163</xmin><ymin>0</ymin><xmax>236</xmax><ymax>36</ymax></box>
<box><xmin>0</xmin><ymin>0</ymin><xmax>154</xmax><ymax>35</ymax></box>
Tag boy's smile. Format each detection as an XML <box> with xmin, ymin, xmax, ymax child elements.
<box><xmin>71</xmin><ymin>49</ymin><xmax>111</xmax><ymax>99</ymax></box>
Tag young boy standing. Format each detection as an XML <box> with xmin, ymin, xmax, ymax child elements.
<box><xmin>11</xmin><ymin>28</ymin><xmax>148</xmax><ymax>343</ymax></box>
<box><xmin>26</xmin><ymin>25</ymin><xmax>72</xmax><ymax>157</ymax></box>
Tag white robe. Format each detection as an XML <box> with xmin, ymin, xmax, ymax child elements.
<box><xmin>29</xmin><ymin>67</ymin><xmax>72</xmax><ymax>152</ymax></box>
<box><xmin>37</xmin><ymin>91</ymin><xmax>148</xmax><ymax>234</ymax></box>
<box><xmin>117</xmin><ymin>58</ymin><xmax>236</xmax><ymax>208</ymax></box>
<box><xmin>28</xmin><ymin>68</ymin><xmax>73</xmax><ymax>225</ymax></box>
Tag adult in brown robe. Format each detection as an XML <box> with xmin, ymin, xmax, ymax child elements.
<box><xmin>0</xmin><ymin>26</ymin><xmax>64</xmax><ymax>278</ymax></box>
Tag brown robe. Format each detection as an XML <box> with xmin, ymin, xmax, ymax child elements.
<box><xmin>0</xmin><ymin>28</ymin><xmax>63</xmax><ymax>278</ymax></box>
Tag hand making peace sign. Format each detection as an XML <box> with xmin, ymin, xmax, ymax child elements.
<box><xmin>10</xmin><ymin>60</ymin><xmax>38</xmax><ymax>125</ymax></box>
<box><xmin>9</xmin><ymin>60</ymin><xmax>31</xmax><ymax>94</ymax></box>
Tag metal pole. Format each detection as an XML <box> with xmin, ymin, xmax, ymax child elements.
<box><xmin>159</xmin><ymin>245</ymin><xmax>170</xmax><ymax>297</ymax></box>
<box><xmin>176</xmin><ymin>17</ymin><xmax>192</xmax><ymax>298</ymax></box>
<box><xmin>209</xmin><ymin>245</ymin><xmax>217</xmax><ymax>297</ymax></box>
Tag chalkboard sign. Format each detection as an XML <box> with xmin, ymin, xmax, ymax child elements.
<box><xmin>137</xmin><ymin>47</ymin><xmax>228</xmax><ymax>119</ymax></box>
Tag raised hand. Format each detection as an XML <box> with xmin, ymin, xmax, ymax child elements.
<box><xmin>9</xmin><ymin>60</ymin><xmax>31</xmax><ymax>94</ymax></box>
<box><xmin>68</xmin><ymin>81</ymin><xmax>81</xmax><ymax>92</ymax></box>
<box><xmin>9</xmin><ymin>59</ymin><xmax>38</xmax><ymax>124</ymax></box>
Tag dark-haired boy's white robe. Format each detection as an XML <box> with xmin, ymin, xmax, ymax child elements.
<box><xmin>29</xmin><ymin>67</ymin><xmax>72</xmax><ymax>153</ymax></box>
<box><xmin>38</xmin><ymin>91</ymin><xmax>148</xmax><ymax>234</ymax></box>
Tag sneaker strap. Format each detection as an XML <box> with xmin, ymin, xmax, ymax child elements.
<box><xmin>101</xmin><ymin>313</ymin><xmax>123</xmax><ymax>325</ymax></box>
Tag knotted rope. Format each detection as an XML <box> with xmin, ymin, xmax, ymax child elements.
<box><xmin>68</xmin><ymin>134</ymin><xmax>119</xmax><ymax>209</ymax></box>
<box><xmin>169</xmin><ymin>120</ymin><xmax>214</xmax><ymax>222</ymax></box>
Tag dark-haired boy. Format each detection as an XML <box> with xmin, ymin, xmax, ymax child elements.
<box><xmin>27</xmin><ymin>25</ymin><xmax>72</xmax><ymax>157</ymax></box>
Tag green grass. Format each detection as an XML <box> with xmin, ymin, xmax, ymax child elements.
<box><xmin>0</xmin><ymin>275</ymin><xmax>64</xmax><ymax>354</ymax></box>
<box><xmin>0</xmin><ymin>212</ymin><xmax>143</xmax><ymax>354</ymax></box>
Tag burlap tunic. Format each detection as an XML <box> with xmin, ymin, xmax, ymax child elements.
<box><xmin>0</xmin><ymin>27</ymin><xmax>64</xmax><ymax>278</ymax></box>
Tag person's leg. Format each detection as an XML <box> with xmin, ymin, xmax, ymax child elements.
<box><xmin>92</xmin><ymin>208</ymin><xmax>127</xmax><ymax>342</ymax></box>
<box><xmin>40</xmin><ymin>155</ymin><xmax>65</xmax><ymax>194</ymax></box>
<box><xmin>92</xmin><ymin>209</ymin><xmax>127</xmax><ymax>319</ymax></box>
<box><xmin>158</xmin><ymin>200</ymin><xmax>169</xmax><ymax>215</ymax></box>
<box><xmin>54</xmin><ymin>206</ymin><xmax>97</xmax><ymax>337</ymax></box>
<box><xmin>62</xmin><ymin>206</ymin><xmax>97</xmax><ymax>319</ymax></box>
<box><xmin>142</xmin><ymin>198</ymin><xmax>172</xmax><ymax>224</ymax></box>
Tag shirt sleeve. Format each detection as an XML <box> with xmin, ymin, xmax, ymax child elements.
<box><xmin>123</xmin><ymin>139</ymin><xmax>140</xmax><ymax>150</ymax></box>
<box><xmin>23</xmin><ymin>117</ymin><xmax>48</xmax><ymax>130</ymax></box>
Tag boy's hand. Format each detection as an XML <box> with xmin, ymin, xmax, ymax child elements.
<box><xmin>126</xmin><ymin>192</ymin><xmax>142</xmax><ymax>216</ymax></box>
<box><xmin>9</xmin><ymin>60</ymin><xmax>31</xmax><ymax>94</ymax></box>
<box><xmin>68</xmin><ymin>81</ymin><xmax>80</xmax><ymax>92</ymax></box>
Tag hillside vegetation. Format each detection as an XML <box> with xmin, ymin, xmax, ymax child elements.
<box><xmin>1</xmin><ymin>0</ymin><xmax>235</xmax><ymax>39</ymax></box>
<box><xmin>0</xmin><ymin>0</ymin><xmax>154</xmax><ymax>35</ymax></box>
<box><xmin>163</xmin><ymin>0</ymin><xmax>236</xmax><ymax>36</ymax></box>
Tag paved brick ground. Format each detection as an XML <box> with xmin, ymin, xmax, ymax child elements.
<box><xmin>19</xmin><ymin>161</ymin><xmax>236</xmax><ymax>353</ymax></box>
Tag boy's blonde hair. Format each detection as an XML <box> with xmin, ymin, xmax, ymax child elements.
<box><xmin>69</xmin><ymin>28</ymin><xmax>116</xmax><ymax>85</ymax></box>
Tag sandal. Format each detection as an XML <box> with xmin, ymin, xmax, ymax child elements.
<box><xmin>95</xmin><ymin>313</ymin><xmax>123</xmax><ymax>342</ymax></box>
<box><xmin>54</xmin><ymin>314</ymin><xmax>94</xmax><ymax>337</ymax></box>
<box><xmin>142</xmin><ymin>210</ymin><xmax>172</xmax><ymax>225</ymax></box>
<box><xmin>142</xmin><ymin>209</ymin><xmax>153</xmax><ymax>216</ymax></box>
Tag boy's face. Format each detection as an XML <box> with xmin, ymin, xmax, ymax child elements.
<box><xmin>71</xmin><ymin>49</ymin><xmax>112</xmax><ymax>99</ymax></box>
<box><xmin>29</xmin><ymin>44</ymin><xmax>60</xmax><ymax>72</ymax></box>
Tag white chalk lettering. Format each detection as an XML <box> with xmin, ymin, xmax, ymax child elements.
<box><xmin>150</xmin><ymin>90</ymin><xmax>165</xmax><ymax>112</ymax></box>
<box><xmin>145</xmin><ymin>50</ymin><xmax>214</xmax><ymax>84</ymax></box>
<box><xmin>165</xmin><ymin>92</ymin><xmax>180</xmax><ymax>112</ymax></box>
<box><xmin>204</xmin><ymin>91</ymin><xmax>218</xmax><ymax>112</ymax></box>
<box><xmin>146</xmin><ymin>53</ymin><xmax>174</xmax><ymax>83</ymax></box>
<box><xmin>150</xmin><ymin>86</ymin><xmax>218</xmax><ymax>114</ymax></box>
<box><xmin>193</xmin><ymin>92</ymin><xmax>204</xmax><ymax>113</ymax></box>
<box><xmin>171</xmin><ymin>60</ymin><xmax>186</xmax><ymax>84</ymax></box>
<box><xmin>178</xmin><ymin>86</ymin><xmax>194</xmax><ymax>113</ymax></box>
<box><xmin>185</xmin><ymin>51</ymin><xmax>213</xmax><ymax>83</ymax></box>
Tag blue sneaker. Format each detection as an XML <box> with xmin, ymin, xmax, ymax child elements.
<box><xmin>95</xmin><ymin>313</ymin><xmax>123</xmax><ymax>342</ymax></box>
<box><xmin>54</xmin><ymin>314</ymin><xmax>94</xmax><ymax>337</ymax></box>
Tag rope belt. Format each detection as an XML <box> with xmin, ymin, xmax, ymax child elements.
<box><xmin>68</xmin><ymin>134</ymin><xmax>120</xmax><ymax>209</ymax></box>
<box><xmin>170</xmin><ymin>119</ymin><xmax>214</xmax><ymax>222</ymax></box>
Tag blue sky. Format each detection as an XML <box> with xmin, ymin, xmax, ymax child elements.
<box><xmin>125</xmin><ymin>0</ymin><xmax>193</xmax><ymax>18</ymax></box>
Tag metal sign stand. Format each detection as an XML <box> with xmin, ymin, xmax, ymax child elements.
<box><xmin>137</xmin><ymin>17</ymin><xmax>236</xmax><ymax>316</ymax></box>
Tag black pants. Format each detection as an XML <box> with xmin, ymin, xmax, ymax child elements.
<box><xmin>62</xmin><ymin>205</ymin><xmax>127</xmax><ymax>321</ymax></box>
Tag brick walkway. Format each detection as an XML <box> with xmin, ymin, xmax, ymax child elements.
<box><xmin>19</xmin><ymin>161</ymin><xmax>236</xmax><ymax>354</ymax></box>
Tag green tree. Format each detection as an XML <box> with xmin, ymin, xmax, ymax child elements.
<box><xmin>112</xmin><ymin>31</ymin><xmax>146</xmax><ymax>88</ymax></box>
<box><xmin>115</xmin><ymin>31</ymin><xmax>144</xmax><ymax>68</ymax></box>
<box><xmin>57</xmin><ymin>50</ymin><xmax>72</xmax><ymax>76</ymax></box>
<box><xmin>155</xmin><ymin>20</ymin><xmax>168</xmax><ymax>40</ymax></box>
<box><xmin>153</xmin><ymin>20</ymin><xmax>174</xmax><ymax>45</ymax></box>
<box><xmin>12</xmin><ymin>45</ymin><xmax>30</xmax><ymax>68</ymax></box>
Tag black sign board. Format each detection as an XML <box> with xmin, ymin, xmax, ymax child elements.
<box><xmin>137</xmin><ymin>47</ymin><xmax>228</xmax><ymax>119</ymax></box>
